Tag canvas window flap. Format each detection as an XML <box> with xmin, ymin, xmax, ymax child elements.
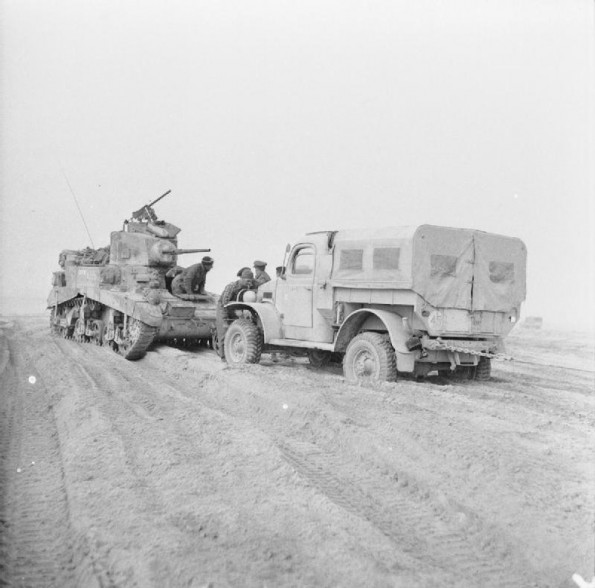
<box><xmin>412</xmin><ymin>228</ymin><xmax>474</xmax><ymax>309</ymax></box>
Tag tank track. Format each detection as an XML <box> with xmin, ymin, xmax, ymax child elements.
<box><xmin>117</xmin><ymin>320</ymin><xmax>158</xmax><ymax>361</ymax></box>
<box><xmin>49</xmin><ymin>297</ymin><xmax>156</xmax><ymax>361</ymax></box>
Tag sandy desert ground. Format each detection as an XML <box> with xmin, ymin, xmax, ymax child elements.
<box><xmin>0</xmin><ymin>315</ymin><xmax>593</xmax><ymax>588</ymax></box>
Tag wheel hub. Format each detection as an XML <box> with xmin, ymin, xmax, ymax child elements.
<box><xmin>354</xmin><ymin>350</ymin><xmax>376</xmax><ymax>378</ymax></box>
<box><xmin>230</xmin><ymin>333</ymin><xmax>245</xmax><ymax>361</ymax></box>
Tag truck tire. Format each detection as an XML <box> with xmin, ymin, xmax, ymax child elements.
<box><xmin>474</xmin><ymin>357</ymin><xmax>491</xmax><ymax>381</ymax></box>
<box><xmin>307</xmin><ymin>349</ymin><xmax>331</xmax><ymax>368</ymax></box>
<box><xmin>343</xmin><ymin>332</ymin><xmax>397</xmax><ymax>384</ymax></box>
<box><xmin>224</xmin><ymin>319</ymin><xmax>263</xmax><ymax>365</ymax></box>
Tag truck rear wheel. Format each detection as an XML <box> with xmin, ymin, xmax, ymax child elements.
<box><xmin>474</xmin><ymin>357</ymin><xmax>491</xmax><ymax>381</ymax></box>
<box><xmin>343</xmin><ymin>332</ymin><xmax>397</xmax><ymax>384</ymax></box>
<box><xmin>307</xmin><ymin>349</ymin><xmax>331</xmax><ymax>368</ymax></box>
<box><xmin>224</xmin><ymin>319</ymin><xmax>263</xmax><ymax>365</ymax></box>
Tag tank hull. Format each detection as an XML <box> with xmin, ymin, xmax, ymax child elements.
<box><xmin>48</xmin><ymin>263</ymin><xmax>217</xmax><ymax>359</ymax></box>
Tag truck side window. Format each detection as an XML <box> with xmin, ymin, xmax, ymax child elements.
<box><xmin>292</xmin><ymin>248</ymin><xmax>314</xmax><ymax>275</ymax></box>
<box><xmin>373</xmin><ymin>247</ymin><xmax>400</xmax><ymax>270</ymax></box>
<box><xmin>339</xmin><ymin>249</ymin><xmax>363</xmax><ymax>271</ymax></box>
<box><xmin>489</xmin><ymin>261</ymin><xmax>515</xmax><ymax>283</ymax></box>
<box><xmin>431</xmin><ymin>254</ymin><xmax>457</xmax><ymax>277</ymax></box>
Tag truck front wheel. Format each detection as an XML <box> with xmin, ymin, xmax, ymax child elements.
<box><xmin>343</xmin><ymin>332</ymin><xmax>397</xmax><ymax>384</ymax></box>
<box><xmin>224</xmin><ymin>319</ymin><xmax>263</xmax><ymax>365</ymax></box>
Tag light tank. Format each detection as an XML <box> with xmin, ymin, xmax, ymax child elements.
<box><xmin>47</xmin><ymin>190</ymin><xmax>218</xmax><ymax>360</ymax></box>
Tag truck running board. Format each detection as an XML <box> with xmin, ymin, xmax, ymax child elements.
<box><xmin>267</xmin><ymin>339</ymin><xmax>334</xmax><ymax>351</ymax></box>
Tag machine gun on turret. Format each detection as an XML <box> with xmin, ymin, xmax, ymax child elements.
<box><xmin>131</xmin><ymin>189</ymin><xmax>172</xmax><ymax>223</ymax></box>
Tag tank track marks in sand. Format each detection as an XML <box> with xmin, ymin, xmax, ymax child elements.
<box><xmin>276</xmin><ymin>440</ymin><xmax>535</xmax><ymax>588</ymax></box>
<box><xmin>0</xmin><ymin>335</ymin><xmax>113</xmax><ymax>588</ymax></box>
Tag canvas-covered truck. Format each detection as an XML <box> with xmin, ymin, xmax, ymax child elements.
<box><xmin>221</xmin><ymin>225</ymin><xmax>527</xmax><ymax>383</ymax></box>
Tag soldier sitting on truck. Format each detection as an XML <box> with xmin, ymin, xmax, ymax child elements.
<box><xmin>215</xmin><ymin>269</ymin><xmax>256</xmax><ymax>360</ymax></box>
<box><xmin>172</xmin><ymin>256</ymin><xmax>214</xmax><ymax>296</ymax></box>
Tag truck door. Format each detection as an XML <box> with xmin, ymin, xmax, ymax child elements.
<box><xmin>280</xmin><ymin>245</ymin><xmax>315</xmax><ymax>334</ymax></box>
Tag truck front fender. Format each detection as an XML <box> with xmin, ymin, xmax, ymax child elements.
<box><xmin>225</xmin><ymin>302</ymin><xmax>283</xmax><ymax>342</ymax></box>
<box><xmin>335</xmin><ymin>308</ymin><xmax>415</xmax><ymax>372</ymax></box>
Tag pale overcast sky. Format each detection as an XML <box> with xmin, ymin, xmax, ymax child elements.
<box><xmin>1</xmin><ymin>0</ymin><xmax>593</xmax><ymax>329</ymax></box>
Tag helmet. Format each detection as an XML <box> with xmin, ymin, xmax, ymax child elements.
<box><xmin>240</xmin><ymin>269</ymin><xmax>254</xmax><ymax>279</ymax></box>
<box><xmin>202</xmin><ymin>256</ymin><xmax>214</xmax><ymax>265</ymax></box>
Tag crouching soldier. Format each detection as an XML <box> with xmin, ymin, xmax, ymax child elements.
<box><xmin>172</xmin><ymin>256</ymin><xmax>214</xmax><ymax>296</ymax></box>
<box><xmin>215</xmin><ymin>269</ymin><xmax>255</xmax><ymax>360</ymax></box>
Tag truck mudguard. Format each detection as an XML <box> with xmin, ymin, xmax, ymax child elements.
<box><xmin>335</xmin><ymin>308</ymin><xmax>415</xmax><ymax>372</ymax></box>
<box><xmin>226</xmin><ymin>302</ymin><xmax>283</xmax><ymax>342</ymax></box>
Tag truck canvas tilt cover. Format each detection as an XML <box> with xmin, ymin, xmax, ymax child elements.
<box><xmin>222</xmin><ymin>225</ymin><xmax>527</xmax><ymax>384</ymax></box>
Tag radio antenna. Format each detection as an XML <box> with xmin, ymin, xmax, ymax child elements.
<box><xmin>61</xmin><ymin>167</ymin><xmax>95</xmax><ymax>248</ymax></box>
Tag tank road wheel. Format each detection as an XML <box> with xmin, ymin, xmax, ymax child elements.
<box><xmin>474</xmin><ymin>357</ymin><xmax>492</xmax><ymax>381</ymax></box>
<box><xmin>343</xmin><ymin>332</ymin><xmax>397</xmax><ymax>384</ymax></box>
<box><xmin>73</xmin><ymin>318</ymin><xmax>88</xmax><ymax>343</ymax></box>
<box><xmin>223</xmin><ymin>319</ymin><xmax>263</xmax><ymax>366</ymax></box>
<box><xmin>88</xmin><ymin>321</ymin><xmax>103</xmax><ymax>346</ymax></box>
<box><xmin>307</xmin><ymin>349</ymin><xmax>331</xmax><ymax>368</ymax></box>
<box><xmin>60</xmin><ymin>320</ymin><xmax>74</xmax><ymax>339</ymax></box>
<box><xmin>117</xmin><ymin>318</ymin><xmax>157</xmax><ymax>361</ymax></box>
<box><xmin>101</xmin><ymin>323</ymin><xmax>114</xmax><ymax>349</ymax></box>
<box><xmin>49</xmin><ymin>308</ymin><xmax>60</xmax><ymax>336</ymax></box>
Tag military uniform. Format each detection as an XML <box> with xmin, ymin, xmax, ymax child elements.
<box><xmin>216</xmin><ymin>270</ymin><xmax>255</xmax><ymax>359</ymax></box>
<box><xmin>172</xmin><ymin>256</ymin><xmax>214</xmax><ymax>296</ymax></box>
<box><xmin>253</xmin><ymin>260</ymin><xmax>271</xmax><ymax>286</ymax></box>
<box><xmin>165</xmin><ymin>265</ymin><xmax>183</xmax><ymax>292</ymax></box>
<box><xmin>171</xmin><ymin>272</ymin><xmax>184</xmax><ymax>294</ymax></box>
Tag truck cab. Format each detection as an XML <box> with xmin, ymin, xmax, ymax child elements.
<box><xmin>224</xmin><ymin>225</ymin><xmax>527</xmax><ymax>384</ymax></box>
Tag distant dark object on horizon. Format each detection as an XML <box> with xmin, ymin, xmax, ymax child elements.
<box><xmin>522</xmin><ymin>316</ymin><xmax>543</xmax><ymax>329</ymax></box>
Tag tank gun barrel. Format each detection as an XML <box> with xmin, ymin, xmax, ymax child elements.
<box><xmin>173</xmin><ymin>248</ymin><xmax>211</xmax><ymax>255</ymax></box>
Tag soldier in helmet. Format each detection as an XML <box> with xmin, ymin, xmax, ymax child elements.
<box><xmin>172</xmin><ymin>256</ymin><xmax>214</xmax><ymax>296</ymax></box>
<box><xmin>215</xmin><ymin>269</ymin><xmax>256</xmax><ymax>360</ymax></box>
<box><xmin>253</xmin><ymin>260</ymin><xmax>271</xmax><ymax>286</ymax></box>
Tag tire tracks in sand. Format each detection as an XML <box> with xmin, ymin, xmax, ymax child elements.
<box><xmin>0</xmin><ymin>329</ymin><xmax>115</xmax><ymax>588</ymax></box>
<box><xmin>135</xmin><ymin>354</ymin><xmax>539</xmax><ymax>588</ymax></box>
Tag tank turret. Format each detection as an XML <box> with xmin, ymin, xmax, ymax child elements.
<box><xmin>47</xmin><ymin>191</ymin><xmax>218</xmax><ymax>360</ymax></box>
